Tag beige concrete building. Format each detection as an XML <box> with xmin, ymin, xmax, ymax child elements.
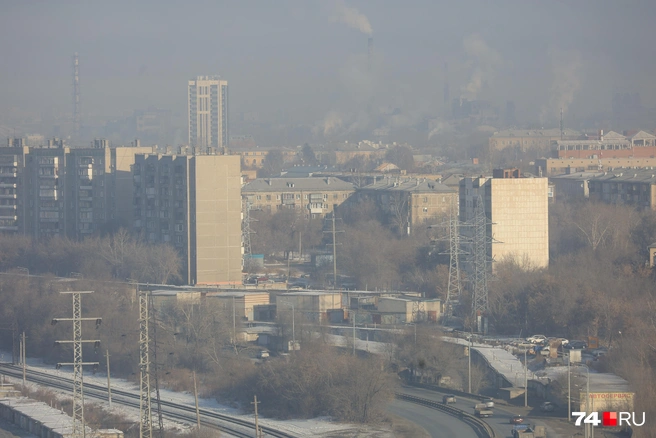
<box><xmin>460</xmin><ymin>173</ymin><xmax>549</xmax><ymax>269</ymax></box>
<box><xmin>277</xmin><ymin>291</ymin><xmax>342</xmax><ymax>322</ymax></box>
<box><xmin>536</xmin><ymin>157</ymin><xmax>656</xmax><ymax>176</ymax></box>
<box><xmin>0</xmin><ymin>141</ymin><xmax>152</xmax><ymax>238</ymax></box>
<box><xmin>488</xmin><ymin>128</ymin><xmax>580</xmax><ymax>152</ymax></box>
<box><xmin>242</xmin><ymin>177</ymin><xmax>355</xmax><ymax>218</ymax></box>
<box><xmin>188</xmin><ymin>76</ymin><xmax>229</xmax><ymax>152</ymax></box>
<box><xmin>354</xmin><ymin>178</ymin><xmax>457</xmax><ymax>234</ymax></box>
<box><xmin>207</xmin><ymin>291</ymin><xmax>270</xmax><ymax>321</ymax></box>
<box><xmin>230</xmin><ymin>147</ymin><xmax>298</xmax><ymax>169</ymax></box>
<box><xmin>133</xmin><ymin>154</ymin><xmax>242</xmax><ymax>285</ymax></box>
<box><xmin>377</xmin><ymin>296</ymin><xmax>441</xmax><ymax>323</ymax></box>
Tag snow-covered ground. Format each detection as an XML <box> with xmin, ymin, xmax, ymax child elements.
<box><xmin>0</xmin><ymin>351</ymin><xmax>376</xmax><ymax>437</ymax></box>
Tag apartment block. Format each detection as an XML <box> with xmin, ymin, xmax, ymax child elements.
<box><xmin>460</xmin><ymin>172</ymin><xmax>549</xmax><ymax>269</ymax></box>
<box><xmin>133</xmin><ymin>154</ymin><xmax>242</xmax><ymax>285</ymax></box>
<box><xmin>588</xmin><ymin>170</ymin><xmax>656</xmax><ymax>210</ymax></box>
<box><xmin>0</xmin><ymin>141</ymin><xmax>152</xmax><ymax>238</ymax></box>
<box><xmin>242</xmin><ymin>177</ymin><xmax>355</xmax><ymax>218</ymax></box>
<box><xmin>355</xmin><ymin>178</ymin><xmax>457</xmax><ymax>234</ymax></box>
<box><xmin>188</xmin><ymin>76</ymin><xmax>229</xmax><ymax>152</ymax></box>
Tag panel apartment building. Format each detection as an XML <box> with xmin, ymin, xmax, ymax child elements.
<box><xmin>188</xmin><ymin>76</ymin><xmax>229</xmax><ymax>152</ymax></box>
<box><xmin>0</xmin><ymin>139</ymin><xmax>152</xmax><ymax>238</ymax></box>
<box><xmin>242</xmin><ymin>177</ymin><xmax>355</xmax><ymax>218</ymax></box>
<box><xmin>133</xmin><ymin>154</ymin><xmax>242</xmax><ymax>285</ymax></box>
<box><xmin>460</xmin><ymin>170</ymin><xmax>549</xmax><ymax>269</ymax></box>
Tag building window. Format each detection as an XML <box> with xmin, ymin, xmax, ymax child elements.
<box><xmin>423</xmin><ymin>197</ymin><xmax>428</xmax><ymax>203</ymax></box>
<box><xmin>423</xmin><ymin>207</ymin><xmax>428</xmax><ymax>212</ymax></box>
<box><xmin>333</xmin><ymin>194</ymin><xmax>338</xmax><ymax>199</ymax></box>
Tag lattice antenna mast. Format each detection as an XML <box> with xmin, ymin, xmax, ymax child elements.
<box><xmin>53</xmin><ymin>291</ymin><xmax>101</xmax><ymax>438</ymax></box>
<box><xmin>73</xmin><ymin>53</ymin><xmax>80</xmax><ymax>138</ymax></box>
<box><xmin>139</xmin><ymin>290</ymin><xmax>153</xmax><ymax>438</ymax></box>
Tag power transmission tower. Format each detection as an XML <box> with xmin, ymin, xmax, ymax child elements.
<box><xmin>469</xmin><ymin>193</ymin><xmax>498</xmax><ymax>334</ymax></box>
<box><xmin>149</xmin><ymin>297</ymin><xmax>164</xmax><ymax>438</ymax></box>
<box><xmin>53</xmin><ymin>291</ymin><xmax>101</xmax><ymax>438</ymax></box>
<box><xmin>242</xmin><ymin>198</ymin><xmax>258</xmax><ymax>274</ymax></box>
<box><xmin>412</xmin><ymin>300</ymin><xmax>426</xmax><ymax>323</ymax></box>
<box><xmin>443</xmin><ymin>199</ymin><xmax>464</xmax><ymax>325</ymax></box>
<box><xmin>324</xmin><ymin>207</ymin><xmax>344</xmax><ymax>289</ymax></box>
<box><xmin>139</xmin><ymin>290</ymin><xmax>154</xmax><ymax>438</ymax></box>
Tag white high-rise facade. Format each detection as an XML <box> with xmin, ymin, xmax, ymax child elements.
<box><xmin>188</xmin><ymin>76</ymin><xmax>229</xmax><ymax>151</ymax></box>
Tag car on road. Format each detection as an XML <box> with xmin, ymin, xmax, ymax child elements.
<box><xmin>442</xmin><ymin>394</ymin><xmax>456</xmax><ymax>404</ymax></box>
<box><xmin>510</xmin><ymin>415</ymin><xmax>525</xmax><ymax>424</ymax></box>
<box><xmin>526</xmin><ymin>335</ymin><xmax>547</xmax><ymax>344</ymax></box>
<box><xmin>481</xmin><ymin>397</ymin><xmax>494</xmax><ymax>408</ymax></box>
<box><xmin>540</xmin><ymin>401</ymin><xmax>557</xmax><ymax>412</ymax></box>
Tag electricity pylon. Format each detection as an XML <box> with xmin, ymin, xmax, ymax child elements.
<box><xmin>443</xmin><ymin>199</ymin><xmax>465</xmax><ymax>325</ymax></box>
<box><xmin>139</xmin><ymin>290</ymin><xmax>153</xmax><ymax>438</ymax></box>
<box><xmin>53</xmin><ymin>291</ymin><xmax>101</xmax><ymax>438</ymax></box>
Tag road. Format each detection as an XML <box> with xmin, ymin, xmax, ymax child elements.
<box><xmin>399</xmin><ymin>385</ymin><xmax>557</xmax><ymax>438</ymax></box>
<box><xmin>387</xmin><ymin>399</ymin><xmax>479</xmax><ymax>438</ymax></box>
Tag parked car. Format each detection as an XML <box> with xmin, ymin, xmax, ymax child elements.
<box><xmin>565</xmin><ymin>340</ymin><xmax>587</xmax><ymax>350</ymax></box>
<box><xmin>443</xmin><ymin>394</ymin><xmax>456</xmax><ymax>404</ymax></box>
<box><xmin>526</xmin><ymin>335</ymin><xmax>547</xmax><ymax>344</ymax></box>
<box><xmin>481</xmin><ymin>397</ymin><xmax>495</xmax><ymax>408</ymax></box>
<box><xmin>592</xmin><ymin>347</ymin><xmax>608</xmax><ymax>359</ymax></box>
<box><xmin>540</xmin><ymin>401</ymin><xmax>557</xmax><ymax>412</ymax></box>
<box><xmin>510</xmin><ymin>415</ymin><xmax>525</xmax><ymax>424</ymax></box>
<box><xmin>257</xmin><ymin>350</ymin><xmax>270</xmax><ymax>359</ymax></box>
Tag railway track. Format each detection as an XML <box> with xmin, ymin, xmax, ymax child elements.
<box><xmin>0</xmin><ymin>364</ymin><xmax>297</xmax><ymax>438</ymax></box>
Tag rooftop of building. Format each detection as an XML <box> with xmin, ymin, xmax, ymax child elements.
<box><xmin>491</xmin><ymin>128</ymin><xmax>581</xmax><ymax>138</ymax></box>
<box><xmin>550</xmin><ymin>172</ymin><xmax>606</xmax><ymax>180</ymax></box>
<box><xmin>206</xmin><ymin>291</ymin><xmax>270</xmax><ymax>298</ymax></box>
<box><xmin>589</xmin><ymin>169</ymin><xmax>656</xmax><ymax>183</ymax></box>
<box><xmin>242</xmin><ymin>177</ymin><xmax>355</xmax><ymax>192</ymax></box>
<box><xmin>360</xmin><ymin>178</ymin><xmax>455</xmax><ymax>193</ymax></box>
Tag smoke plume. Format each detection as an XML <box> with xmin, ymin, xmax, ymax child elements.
<box><xmin>331</xmin><ymin>0</ymin><xmax>373</xmax><ymax>35</ymax></box>
<box><xmin>461</xmin><ymin>34</ymin><xmax>502</xmax><ymax>99</ymax></box>
<box><xmin>540</xmin><ymin>48</ymin><xmax>582</xmax><ymax>125</ymax></box>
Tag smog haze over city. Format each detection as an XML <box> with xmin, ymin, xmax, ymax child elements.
<box><xmin>2</xmin><ymin>0</ymin><xmax>655</xmax><ymax>145</ymax></box>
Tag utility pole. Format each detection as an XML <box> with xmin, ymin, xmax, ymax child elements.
<box><xmin>106</xmin><ymin>350</ymin><xmax>112</xmax><ymax>408</ymax></box>
<box><xmin>21</xmin><ymin>332</ymin><xmax>26</xmax><ymax>385</ymax></box>
<box><xmin>352</xmin><ymin>311</ymin><xmax>356</xmax><ymax>356</ymax></box>
<box><xmin>252</xmin><ymin>395</ymin><xmax>261</xmax><ymax>438</ymax></box>
<box><xmin>193</xmin><ymin>371</ymin><xmax>201</xmax><ymax>431</ymax></box>
<box><xmin>524</xmin><ymin>349</ymin><xmax>528</xmax><ymax>408</ymax></box>
<box><xmin>468</xmin><ymin>335</ymin><xmax>472</xmax><ymax>393</ymax></box>
<box><xmin>53</xmin><ymin>291</ymin><xmax>101</xmax><ymax>438</ymax></box>
<box><xmin>567</xmin><ymin>353</ymin><xmax>571</xmax><ymax>423</ymax></box>
<box><xmin>232</xmin><ymin>296</ymin><xmax>236</xmax><ymax>346</ymax></box>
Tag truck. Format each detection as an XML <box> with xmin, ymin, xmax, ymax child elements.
<box><xmin>512</xmin><ymin>425</ymin><xmax>547</xmax><ymax>438</ymax></box>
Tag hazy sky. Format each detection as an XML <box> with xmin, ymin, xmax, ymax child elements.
<box><xmin>1</xmin><ymin>0</ymin><xmax>655</xmax><ymax>133</ymax></box>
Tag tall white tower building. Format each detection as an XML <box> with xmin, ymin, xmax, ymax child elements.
<box><xmin>188</xmin><ymin>76</ymin><xmax>229</xmax><ymax>152</ymax></box>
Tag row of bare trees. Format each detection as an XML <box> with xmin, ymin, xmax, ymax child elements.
<box><xmin>0</xmin><ymin>229</ymin><xmax>181</xmax><ymax>284</ymax></box>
